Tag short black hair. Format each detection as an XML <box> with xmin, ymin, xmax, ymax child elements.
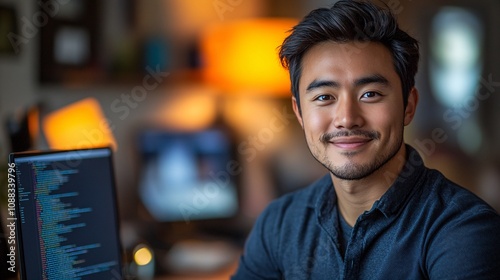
<box><xmin>279</xmin><ymin>0</ymin><xmax>419</xmax><ymax>113</ymax></box>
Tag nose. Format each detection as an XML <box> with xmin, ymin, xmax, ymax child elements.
<box><xmin>333</xmin><ymin>95</ymin><xmax>364</xmax><ymax>129</ymax></box>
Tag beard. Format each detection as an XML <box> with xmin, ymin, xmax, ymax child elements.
<box><xmin>310</xmin><ymin>129</ymin><xmax>403</xmax><ymax>181</ymax></box>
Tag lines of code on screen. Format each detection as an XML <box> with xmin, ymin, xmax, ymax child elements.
<box><xmin>15</xmin><ymin>150</ymin><xmax>122</xmax><ymax>280</ymax></box>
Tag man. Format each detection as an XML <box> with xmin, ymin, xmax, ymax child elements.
<box><xmin>232</xmin><ymin>0</ymin><xmax>500</xmax><ymax>279</ymax></box>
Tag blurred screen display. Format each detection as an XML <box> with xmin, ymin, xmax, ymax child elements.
<box><xmin>137</xmin><ymin>128</ymin><xmax>238</xmax><ymax>222</ymax></box>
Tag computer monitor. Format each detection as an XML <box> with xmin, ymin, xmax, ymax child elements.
<box><xmin>9</xmin><ymin>147</ymin><xmax>123</xmax><ymax>280</ymax></box>
<box><xmin>136</xmin><ymin>127</ymin><xmax>240</xmax><ymax>226</ymax></box>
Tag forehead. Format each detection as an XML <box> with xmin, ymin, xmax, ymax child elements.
<box><xmin>299</xmin><ymin>41</ymin><xmax>401</xmax><ymax>90</ymax></box>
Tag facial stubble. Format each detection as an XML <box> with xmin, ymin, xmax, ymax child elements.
<box><xmin>309</xmin><ymin>128</ymin><xmax>404</xmax><ymax>181</ymax></box>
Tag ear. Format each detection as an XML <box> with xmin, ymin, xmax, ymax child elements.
<box><xmin>403</xmin><ymin>87</ymin><xmax>419</xmax><ymax>126</ymax></box>
<box><xmin>292</xmin><ymin>96</ymin><xmax>304</xmax><ymax>129</ymax></box>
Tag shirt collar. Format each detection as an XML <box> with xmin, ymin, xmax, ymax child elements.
<box><xmin>373</xmin><ymin>145</ymin><xmax>426</xmax><ymax>217</ymax></box>
<box><xmin>314</xmin><ymin>177</ymin><xmax>336</xmax><ymax>218</ymax></box>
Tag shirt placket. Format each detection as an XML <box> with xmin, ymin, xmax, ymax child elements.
<box><xmin>343</xmin><ymin>215</ymin><xmax>368</xmax><ymax>279</ymax></box>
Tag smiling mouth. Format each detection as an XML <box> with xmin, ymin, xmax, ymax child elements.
<box><xmin>330</xmin><ymin>137</ymin><xmax>373</xmax><ymax>150</ymax></box>
<box><xmin>320</xmin><ymin>130</ymin><xmax>380</xmax><ymax>151</ymax></box>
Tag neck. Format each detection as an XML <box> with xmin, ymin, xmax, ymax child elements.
<box><xmin>332</xmin><ymin>144</ymin><xmax>407</xmax><ymax>226</ymax></box>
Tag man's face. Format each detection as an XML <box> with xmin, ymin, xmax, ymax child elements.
<box><xmin>293</xmin><ymin>41</ymin><xmax>417</xmax><ymax>180</ymax></box>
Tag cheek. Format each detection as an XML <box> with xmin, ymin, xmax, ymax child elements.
<box><xmin>302</xmin><ymin>109</ymin><xmax>331</xmax><ymax>136</ymax></box>
<box><xmin>368</xmin><ymin>106</ymin><xmax>403</xmax><ymax>137</ymax></box>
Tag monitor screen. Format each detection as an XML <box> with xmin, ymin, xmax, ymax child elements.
<box><xmin>137</xmin><ymin>128</ymin><xmax>239</xmax><ymax>223</ymax></box>
<box><xmin>10</xmin><ymin>148</ymin><xmax>123</xmax><ymax>280</ymax></box>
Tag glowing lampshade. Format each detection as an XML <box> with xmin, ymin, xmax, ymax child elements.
<box><xmin>200</xmin><ymin>18</ymin><xmax>297</xmax><ymax>96</ymax></box>
<box><xmin>43</xmin><ymin>98</ymin><xmax>117</xmax><ymax>150</ymax></box>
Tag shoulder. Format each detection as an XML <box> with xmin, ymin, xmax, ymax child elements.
<box><xmin>418</xmin><ymin>169</ymin><xmax>500</xmax><ymax>279</ymax></box>
<box><xmin>232</xmin><ymin>174</ymin><xmax>331</xmax><ymax>279</ymax></box>
<box><xmin>250</xmin><ymin>173</ymin><xmax>332</xmax><ymax>254</ymax></box>
<box><xmin>262</xmin><ymin>174</ymin><xmax>331</xmax><ymax>221</ymax></box>
<box><xmin>421</xmin><ymin>168</ymin><xmax>498</xmax><ymax>217</ymax></box>
<box><xmin>417</xmin><ymin>168</ymin><xmax>500</xmax><ymax>231</ymax></box>
<box><xmin>251</xmin><ymin>173</ymin><xmax>331</xmax><ymax>236</ymax></box>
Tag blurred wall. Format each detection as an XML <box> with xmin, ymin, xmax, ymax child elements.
<box><xmin>397</xmin><ymin>0</ymin><xmax>500</xmax><ymax>210</ymax></box>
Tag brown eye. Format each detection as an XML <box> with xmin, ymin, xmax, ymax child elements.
<box><xmin>315</xmin><ymin>95</ymin><xmax>333</xmax><ymax>101</ymax></box>
<box><xmin>362</xmin><ymin>92</ymin><xmax>378</xmax><ymax>98</ymax></box>
<box><xmin>361</xmin><ymin>91</ymin><xmax>381</xmax><ymax>100</ymax></box>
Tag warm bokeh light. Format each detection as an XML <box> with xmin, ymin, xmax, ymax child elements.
<box><xmin>151</xmin><ymin>86</ymin><xmax>219</xmax><ymax>131</ymax></box>
<box><xmin>134</xmin><ymin>246</ymin><xmax>153</xmax><ymax>266</ymax></box>
<box><xmin>43</xmin><ymin>98</ymin><xmax>117</xmax><ymax>150</ymax></box>
<box><xmin>200</xmin><ymin>18</ymin><xmax>297</xmax><ymax>96</ymax></box>
<box><xmin>28</xmin><ymin>105</ymin><xmax>40</xmax><ymax>143</ymax></box>
<box><xmin>221</xmin><ymin>95</ymin><xmax>287</xmax><ymax>138</ymax></box>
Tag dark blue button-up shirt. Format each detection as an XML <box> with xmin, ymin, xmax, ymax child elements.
<box><xmin>232</xmin><ymin>146</ymin><xmax>500</xmax><ymax>279</ymax></box>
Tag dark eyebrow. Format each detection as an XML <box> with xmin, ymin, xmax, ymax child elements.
<box><xmin>305</xmin><ymin>74</ymin><xmax>390</xmax><ymax>93</ymax></box>
<box><xmin>354</xmin><ymin>74</ymin><xmax>389</xmax><ymax>87</ymax></box>
<box><xmin>306</xmin><ymin>80</ymin><xmax>340</xmax><ymax>93</ymax></box>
